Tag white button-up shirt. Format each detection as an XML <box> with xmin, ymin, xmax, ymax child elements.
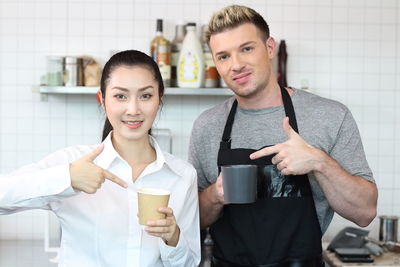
<box><xmin>0</xmin><ymin>134</ymin><xmax>201</xmax><ymax>267</ymax></box>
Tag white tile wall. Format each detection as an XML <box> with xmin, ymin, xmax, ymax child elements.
<box><xmin>0</xmin><ymin>0</ymin><xmax>399</xmax><ymax>244</ymax></box>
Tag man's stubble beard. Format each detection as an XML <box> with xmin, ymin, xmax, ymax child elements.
<box><xmin>231</xmin><ymin>80</ymin><xmax>268</xmax><ymax>99</ymax></box>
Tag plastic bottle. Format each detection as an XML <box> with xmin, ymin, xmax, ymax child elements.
<box><xmin>170</xmin><ymin>20</ymin><xmax>186</xmax><ymax>87</ymax></box>
<box><xmin>177</xmin><ymin>23</ymin><xmax>205</xmax><ymax>88</ymax></box>
<box><xmin>201</xmin><ymin>24</ymin><xmax>219</xmax><ymax>88</ymax></box>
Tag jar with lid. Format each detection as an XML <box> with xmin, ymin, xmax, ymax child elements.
<box><xmin>201</xmin><ymin>24</ymin><xmax>219</xmax><ymax>88</ymax></box>
<box><xmin>220</xmin><ymin>76</ymin><xmax>228</xmax><ymax>88</ymax></box>
<box><xmin>63</xmin><ymin>57</ymin><xmax>83</xmax><ymax>86</ymax></box>
<box><xmin>46</xmin><ymin>56</ymin><xmax>64</xmax><ymax>86</ymax></box>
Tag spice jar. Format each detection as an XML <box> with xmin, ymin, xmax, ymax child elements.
<box><xmin>46</xmin><ymin>56</ymin><xmax>64</xmax><ymax>86</ymax></box>
<box><xmin>63</xmin><ymin>57</ymin><xmax>83</xmax><ymax>86</ymax></box>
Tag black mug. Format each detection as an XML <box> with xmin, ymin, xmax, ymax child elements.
<box><xmin>221</xmin><ymin>165</ymin><xmax>257</xmax><ymax>204</ymax></box>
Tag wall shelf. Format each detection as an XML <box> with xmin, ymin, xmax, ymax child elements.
<box><xmin>38</xmin><ymin>86</ymin><xmax>233</xmax><ymax>96</ymax></box>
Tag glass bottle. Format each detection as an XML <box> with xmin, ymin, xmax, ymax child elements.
<box><xmin>150</xmin><ymin>19</ymin><xmax>163</xmax><ymax>61</ymax></box>
<box><xmin>46</xmin><ymin>56</ymin><xmax>64</xmax><ymax>86</ymax></box>
<box><xmin>277</xmin><ymin>40</ymin><xmax>288</xmax><ymax>88</ymax></box>
<box><xmin>156</xmin><ymin>36</ymin><xmax>171</xmax><ymax>87</ymax></box>
<box><xmin>150</xmin><ymin>19</ymin><xmax>171</xmax><ymax>87</ymax></box>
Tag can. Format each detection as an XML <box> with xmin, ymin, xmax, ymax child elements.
<box><xmin>379</xmin><ymin>215</ymin><xmax>398</xmax><ymax>242</ymax></box>
<box><xmin>63</xmin><ymin>57</ymin><xmax>83</xmax><ymax>86</ymax></box>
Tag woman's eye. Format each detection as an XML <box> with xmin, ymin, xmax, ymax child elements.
<box><xmin>114</xmin><ymin>94</ymin><xmax>126</xmax><ymax>100</ymax></box>
<box><xmin>140</xmin><ymin>93</ymin><xmax>152</xmax><ymax>100</ymax></box>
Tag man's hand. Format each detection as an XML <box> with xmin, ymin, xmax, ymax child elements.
<box><xmin>145</xmin><ymin>207</ymin><xmax>180</xmax><ymax>247</ymax></box>
<box><xmin>251</xmin><ymin>117</ymin><xmax>377</xmax><ymax>227</ymax></box>
<box><xmin>69</xmin><ymin>144</ymin><xmax>128</xmax><ymax>193</ymax></box>
<box><xmin>198</xmin><ymin>173</ymin><xmax>225</xmax><ymax>229</ymax></box>
<box><xmin>250</xmin><ymin>117</ymin><xmax>321</xmax><ymax>175</ymax></box>
<box><xmin>214</xmin><ymin>173</ymin><xmax>225</xmax><ymax>204</ymax></box>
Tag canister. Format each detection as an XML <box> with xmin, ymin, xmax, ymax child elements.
<box><xmin>63</xmin><ymin>56</ymin><xmax>83</xmax><ymax>86</ymax></box>
<box><xmin>379</xmin><ymin>215</ymin><xmax>398</xmax><ymax>242</ymax></box>
<box><xmin>46</xmin><ymin>56</ymin><xmax>64</xmax><ymax>86</ymax></box>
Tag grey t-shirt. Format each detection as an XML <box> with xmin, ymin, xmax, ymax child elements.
<box><xmin>188</xmin><ymin>88</ymin><xmax>374</xmax><ymax>234</ymax></box>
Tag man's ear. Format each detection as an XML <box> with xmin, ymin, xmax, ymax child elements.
<box><xmin>266</xmin><ymin>36</ymin><xmax>276</xmax><ymax>59</ymax></box>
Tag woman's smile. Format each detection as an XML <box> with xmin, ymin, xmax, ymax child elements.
<box><xmin>123</xmin><ymin>120</ymin><xmax>143</xmax><ymax>129</ymax></box>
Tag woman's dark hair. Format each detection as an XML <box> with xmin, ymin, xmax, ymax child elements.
<box><xmin>100</xmin><ymin>50</ymin><xmax>164</xmax><ymax>141</ymax></box>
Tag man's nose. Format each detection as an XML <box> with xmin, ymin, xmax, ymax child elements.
<box><xmin>231</xmin><ymin>54</ymin><xmax>244</xmax><ymax>72</ymax></box>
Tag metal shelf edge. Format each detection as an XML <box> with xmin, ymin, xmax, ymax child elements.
<box><xmin>165</xmin><ymin>88</ymin><xmax>233</xmax><ymax>96</ymax></box>
<box><xmin>39</xmin><ymin>86</ymin><xmax>98</xmax><ymax>94</ymax></box>
<box><xmin>38</xmin><ymin>86</ymin><xmax>233</xmax><ymax>96</ymax></box>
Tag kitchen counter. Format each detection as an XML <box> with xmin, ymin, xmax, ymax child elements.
<box><xmin>1</xmin><ymin>239</ymin><xmax>212</xmax><ymax>267</ymax></box>
<box><xmin>324</xmin><ymin>250</ymin><xmax>400</xmax><ymax>266</ymax></box>
<box><xmin>0</xmin><ymin>240</ymin><xmax>57</xmax><ymax>267</ymax></box>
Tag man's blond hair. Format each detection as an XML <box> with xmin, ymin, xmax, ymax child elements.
<box><xmin>206</xmin><ymin>5</ymin><xmax>270</xmax><ymax>44</ymax></box>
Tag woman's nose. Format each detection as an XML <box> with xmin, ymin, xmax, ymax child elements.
<box><xmin>126</xmin><ymin>99</ymin><xmax>140</xmax><ymax>115</ymax></box>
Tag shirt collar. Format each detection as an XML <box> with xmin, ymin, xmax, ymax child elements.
<box><xmin>148</xmin><ymin>134</ymin><xmax>166</xmax><ymax>171</ymax></box>
<box><xmin>95</xmin><ymin>132</ymin><xmax>174</xmax><ymax>175</ymax></box>
<box><xmin>94</xmin><ymin>132</ymin><xmax>120</xmax><ymax>169</ymax></box>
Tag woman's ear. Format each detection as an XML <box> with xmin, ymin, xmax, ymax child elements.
<box><xmin>96</xmin><ymin>90</ymin><xmax>104</xmax><ymax>108</ymax></box>
<box><xmin>158</xmin><ymin>96</ymin><xmax>163</xmax><ymax>110</ymax></box>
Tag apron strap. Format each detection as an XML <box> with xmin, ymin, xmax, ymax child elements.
<box><xmin>221</xmin><ymin>86</ymin><xmax>299</xmax><ymax>145</ymax></box>
<box><xmin>222</xmin><ymin>100</ymin><xmax>238</xmax><ymax>142</ymax></box>
<box><xmin>280</xmin><ymin>86</ymin><xmax>298</xmax><ymax>133</ymax></box>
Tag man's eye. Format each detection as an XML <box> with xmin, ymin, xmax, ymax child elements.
<box><xmin>242</xmin><ymin>46</ymin><xmax>253</xmax><ymax>52</ymax></box>
<box><xmin>218</xmin><ymin>55</ymin><xmax>229</xmax><ymax>61</ymax></box>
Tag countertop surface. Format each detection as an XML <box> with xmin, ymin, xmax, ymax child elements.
<box><xmin>0</xmin><ymin>240</ymin><xmax>57</xmax><ymax>267</ymax></box>
<box><xmin>8</xmin><ymin>239</ymin><xmax>399</xmax><ymax>267</ymax></box>
<box><xmin>0</xmin><ymin>239</ymin><xmax>212</xmax><ymax>267</ymax></box>
<box><xmin>324</xmin><ymin>250</ymin><xmax>400</xmax><ymax>266</ymax></box>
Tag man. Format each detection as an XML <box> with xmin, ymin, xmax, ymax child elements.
<box><xmin>188</xmin><ymin>5</ymin><xmax>378</xmax><ymax>267</ymax></box>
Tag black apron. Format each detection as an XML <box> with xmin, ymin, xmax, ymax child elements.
<box><xmin>211</xmin><ymin>86</ymin><xmax>323</xmax><ymax>266</ymax></box>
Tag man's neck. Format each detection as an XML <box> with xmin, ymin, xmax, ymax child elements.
<box><xmin>236</xmin><ymin>83</ymin><xmax>284</xmax><ymax>110</ymax></box>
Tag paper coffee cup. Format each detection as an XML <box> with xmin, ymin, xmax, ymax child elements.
<box><xmin>137</xmin><ymin>188</ymin><xmax>171</xmax><ymax>225</ymax></box>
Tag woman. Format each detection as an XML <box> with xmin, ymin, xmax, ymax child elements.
<box><xmin>0</xmin><ymin>50</ymin><xmax>200</xmax><ymax>266</ymax></box>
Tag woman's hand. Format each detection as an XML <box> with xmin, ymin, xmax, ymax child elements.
<box><xmin>69</xmin><ymin>144</ymin><xmax>127</xmax><ymax>193</ymax></box>
<box><xmin>145</xmin><ymin>207</ymin><xmax>180</xmax><ymax>247</ymax></box>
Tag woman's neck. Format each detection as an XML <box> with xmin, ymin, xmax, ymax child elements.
<box><xmin>111</xmin><ymin>133</ymin><xmax>156</xmax><ymax>165</ymax></box>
